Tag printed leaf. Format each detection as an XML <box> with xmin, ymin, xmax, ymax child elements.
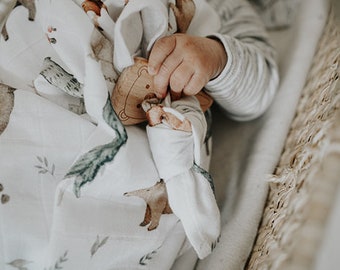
<box><xmin>91</xmin><ymin>235</ymin><xmax>101</xmax><ymax>257</ymax></box>
<box><xmin>34</xmin><ymin>156</ymin><xmax>56</xmax><ymax>177</ymax></box>
<box><xmin>91</xmin><ymin>235</ymin><xmax>109</xmax><ymax>257</ymax></box>
<box><xmin>45</xmin><ymin>250</ymin><xmax>68</xmax><ymax>270</ymax></box>
<box><xmin>65</xmin><ymin>97</ymin><xmax>127</xmax><ymax>197</ymax></box>
<box><xmin>192</xmin><ymin>163</ymin><xmax>215</xmax><ymax>195</ymax></box>
<box><xmin>61</xmin><ymin>251</ymin><xmax>68</xmax><ymax>262</ymax></box>
<box><xmin>99</xmin><ymin>236</ymin><xmax>109</xmax><ymax>248</ymax></box>
<box><xmin>7</xmin><ymin>258</ymin><xmax>32</xmax><ymax>269</ymax></box>
<box><xmin>139</xmin><ymin>249</ymin><xmax>158</xmax><ymax>266</ymax></box>
<box><xmin>44</xmin><ymin>157</ymin><xmax>49</xmax><ymax>167</ymax></box>
<box><xmin>102</xmin><ymin>98</ymin><xmax>126</xmax><ymax>138</ymax></box>
<box><xmin>66</xmin><ymin>137</ymin><xmax>125</xmax><ymax>197</ymax></box>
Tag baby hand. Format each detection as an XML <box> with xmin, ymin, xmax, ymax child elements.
<box><xmin>148</xmin><ymin>34</ymin><xmax>227</xmax><ymax>99</ymax></box>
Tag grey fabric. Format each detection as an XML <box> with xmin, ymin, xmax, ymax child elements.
<box><xmin>249</xmin><ymin>0</ymin><xmax>302</xmax><ymax>29</ymax></box>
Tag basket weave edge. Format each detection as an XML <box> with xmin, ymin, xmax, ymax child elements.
<box><xmin>245</xmin><ymin>6</ymin><xmax>340</xmax><ymax>270</ymax></box>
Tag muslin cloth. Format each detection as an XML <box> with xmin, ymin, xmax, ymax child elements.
<box><xmin>146</xmin><ymin>95</ymin><xmax>220</xmax><ymax>258</ymax></box>
<box><xmin>0</xmin><ymin>0</ymin><xmax>221</xmax><ymax>268</ymax></box>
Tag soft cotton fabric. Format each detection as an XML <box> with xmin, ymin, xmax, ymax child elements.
<box><xmin>0</xmin><ymin>0</ymin><xmax>283</xmax><ymax>269</ymax></box>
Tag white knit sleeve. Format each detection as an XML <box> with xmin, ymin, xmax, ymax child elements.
<box><xmin>204</xmin><ymin>0</ymin><xmax>279</xmax><ymax>121</ymax></box>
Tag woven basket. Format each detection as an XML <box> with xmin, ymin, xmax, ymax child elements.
<box><xmin>246</xmin><ymin>6</ymin><xmax>340</xmax><ymax>270</ymax></box>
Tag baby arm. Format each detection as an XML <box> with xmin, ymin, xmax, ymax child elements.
<box><xmin>204</xmin><ymin>0</ymin><xmax>279</xmax><ymax>121</ymax></box>
<box><xmin>148</xmin><ymin>34</ymin><xmax>227</xmax><ymax>99</ymax></box>
<box><xmin>149</xmin><ymin>0</ymin><xmax>279</xmax><ymax>121</ymax></box>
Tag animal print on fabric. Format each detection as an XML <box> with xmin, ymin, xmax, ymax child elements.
<box><xmin>0</xmin><ymin>84</ymin><xmax>14</xmax><ymax>135</ymax></box>
<box><xmin>1</xmin><ymin>0</ymin><xmax>36</xmax><ymax>41</ymax></box>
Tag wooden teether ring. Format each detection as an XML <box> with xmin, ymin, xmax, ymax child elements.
<box><xmin>111</xmin><ymin>57</ymin><xmax>213</xmax><ymax>125</ymax></box>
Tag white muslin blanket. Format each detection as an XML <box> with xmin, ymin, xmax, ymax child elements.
<box><xmin>0</xmin><ymin>0</ymin><xmax>221</xmax><ymax>268</ymax></box>
<box><xmin>146</xmin><ymin>95</ymin><xmax>220</xmax><ymax>258</ymax></box>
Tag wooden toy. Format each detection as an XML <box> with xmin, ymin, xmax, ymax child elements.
<box><xmin>111</xmin><ymin>57</ymin><xmax>213</xmax><ymax>125</ymax></box>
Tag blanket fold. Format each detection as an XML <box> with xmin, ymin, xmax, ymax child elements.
<box><xmin>0</xmin><ymin>0</ymin><xmax>221</xmax><ymax>266</ymax></box>
<box><xmin>146</xmin><ymin>95</ymin><xmax>220</xmax><ymax>259</ymax></box>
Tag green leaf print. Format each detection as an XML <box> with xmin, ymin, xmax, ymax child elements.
<box><xmin>35</xmin><ymin>156</ymin><xmax>56</xmax><ymax>176</ymax></box>
<box><xmin>65</xmin><ymin>98</ymin><xmax>127</xmax><ymax>197</ymax></box>
<box><xmin>192</xmin><ymin>162</ymin><xmax>215</xmax><ymax>195</ymax></box>
<box><xmin>90</xmin><ymin>235</ymin><xmax>109</xmax><ymax>257</ymax></box>
<box><xmin>7</xmin><ymin>258</ymin><xmax>32</xmax><ymax>270</ymax></box>
<box><xmin>139</xmin><ymin>250</ymin><xmax>158</xmax><ymax>266</ymax></box>
<box><xmin>102</xmin><ymin>96</ymin><xmax>126</xmax><ymax>135</ymax></box>
<box><xmin>44</xmin><ymin>251</ymin><xmax>68</xmax><ymax>270</ymax></box>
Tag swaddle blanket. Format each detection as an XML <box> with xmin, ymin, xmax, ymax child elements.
<box><xmin>145</xmin><ymin>94</ymin><xmax>220</xmax><ymax>257</ymax></box>
<box><xmin>0</xmin><ymin>0</ymin><xmax>221</xmax><ymax>268</ymax></box>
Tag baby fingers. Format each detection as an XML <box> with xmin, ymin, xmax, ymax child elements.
<box><xmin>169</xmin><ymin>65</ymin><xmax>209</xmax><ymax>97</ymax></box>
<box><xmin>148</xmin><ymin>34</ymin><xmax>227</xmax><ymax>99</ymax></box>
<box><xmin>154</xmin><ymin>57</ymin><xmax>209</xmax><ymax>99</ymax></box>
<box><xmin>148</xmin><ymin>36</ymin><xmax>177</xmax><ymax>76</ymax></box>
<box><xmin>182</xmin><ymin>72</ymin><xmax>208</xmax><ymax>96</ymax></box>
<box><xmin>169</xmin><ymin>63</ymin><xmax>194</xmax><ymax>97</ymax></box>
<box><xmin>153</xmin><ymin>55</ymin><xmax>183</xmax><ymax>98</ymax></box>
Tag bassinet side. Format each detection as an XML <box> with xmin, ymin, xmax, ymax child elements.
<box><xmin>246</xmin><ymin>6</ymin><xmax>340</xmax><ymax>270</ymax></box>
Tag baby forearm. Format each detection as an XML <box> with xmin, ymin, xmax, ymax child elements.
<box><xmin>204</xmin><ymin>0</ymin><xmax>279</xmax><ymax>121</ymax></box>
<box><xmin>205</xmin><ymin>33</ymin><xmax>279</xmax><ymax>121</ymax></box>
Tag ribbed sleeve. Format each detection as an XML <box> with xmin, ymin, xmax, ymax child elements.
<box><xmin>204</xmin><ymin>0</ymin><xmax>279</xmax><ymax>121</ymax></box>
